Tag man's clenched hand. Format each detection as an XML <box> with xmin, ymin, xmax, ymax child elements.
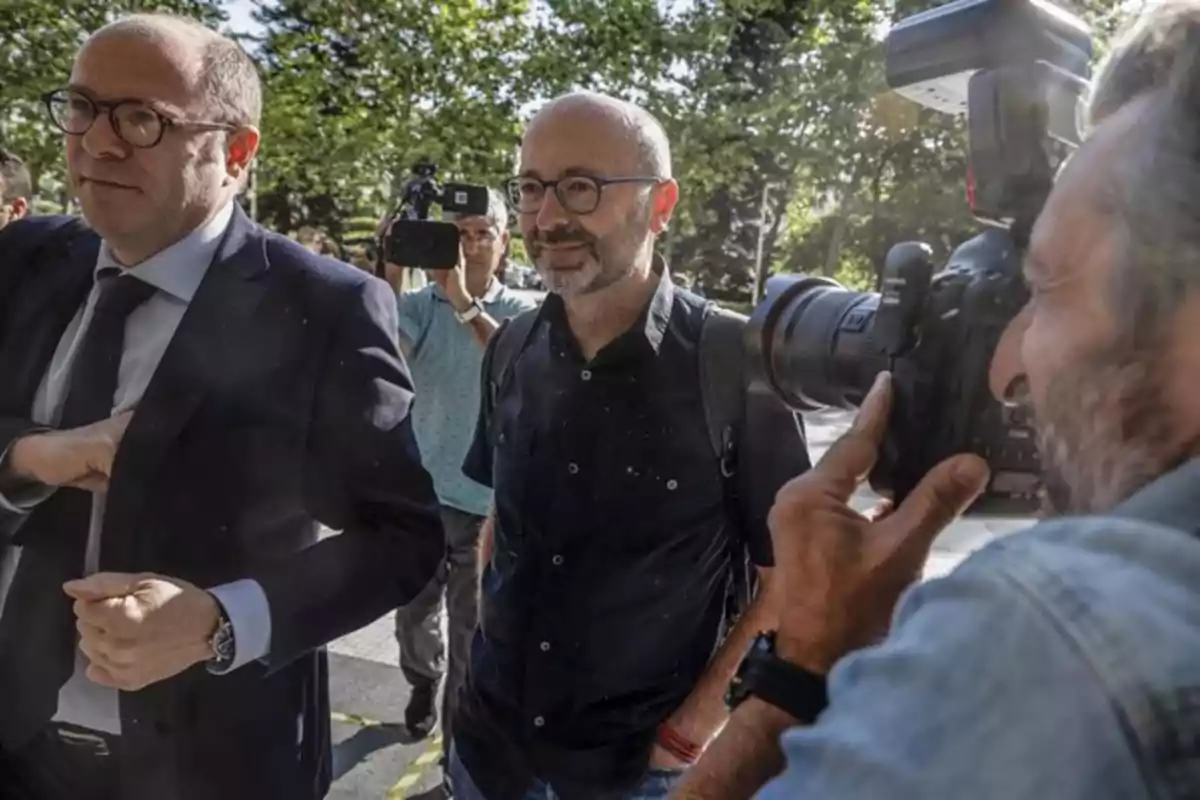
<box><xmin>768</xmin><ymin>372</ymin><xmax>990</xmax><ymax>674</ymax></box>
<box><xmin>64</xmin><ymin>572</ymin><xmax>222</xmax><ymax>692</ymax></box>
<box><xmin>7</xmin><ymin>412</ymin><xmax>133</xmax><ymax>492</ymax></box>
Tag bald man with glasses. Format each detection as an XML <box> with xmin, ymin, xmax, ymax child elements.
<box><xmin>449</xmin><ymin>92</ymin><xmax>811</xmax><ymax>800</ymax></box>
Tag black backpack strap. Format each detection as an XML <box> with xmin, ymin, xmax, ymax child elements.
<box><xmin>699</xmin><ymin>303</ymin><xmax>748</xmax><ymax>475</ymax></box>
<box><xmin>698</xmin><ymin>303</ymin><xmax>756</xmax><ymax>627</ymax></box>
<box><xmin>487</xmin><ymin>308</ymin><xmax>542</xmax><ymax>411</ymax></box>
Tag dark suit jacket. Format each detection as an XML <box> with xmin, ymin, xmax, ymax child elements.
<box><xmin>0</xmin><ymin>208</ymin><xmax>445</xmax><ymax>799</ymax></box>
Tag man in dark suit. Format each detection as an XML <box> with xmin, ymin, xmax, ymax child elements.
<box><xmin>0</xmin><ymin>13</ymin><xmax>444</xmax><ymax>800</ymax></box>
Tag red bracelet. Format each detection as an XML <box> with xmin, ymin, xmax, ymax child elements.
<box><xmin>656</xmin><ymin>723</ymin><xmax>702</xmax><ymax>765</ymax></box>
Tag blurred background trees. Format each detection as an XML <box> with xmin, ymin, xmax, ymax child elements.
<box><xmin>0</xmin><ymin>0</ymin><xmax>1135</xmax><ymax>298</ymax></box>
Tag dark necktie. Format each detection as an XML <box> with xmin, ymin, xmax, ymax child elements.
<box><xmin>0</xmin><ymin>267</ymin><xmax>157</xmax><ymax>746</ymax></box>
<box><xmin>58</xmin><ymin>268</ymin><xmax>158</xmax><ymax>428</ymax></box>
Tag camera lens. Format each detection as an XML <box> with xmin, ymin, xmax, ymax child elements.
<box><xmin>754</xmin><ymin>277</ymin><xmax>889</xmax><ymax>412</ymax></box>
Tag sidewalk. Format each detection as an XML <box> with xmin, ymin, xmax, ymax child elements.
<box><xmin>325</xmin><ymin>409</ymin><xmax>1030</xmax><ymax>797</ymax></box>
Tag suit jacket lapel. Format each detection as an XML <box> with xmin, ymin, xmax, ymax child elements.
<box><xmin>0</xmin><ymin>235</ymin><xmax>98</xmax><ymax>416</ymax></box>
<box><xmin>101</xmin><ymin>206</ymin><xmax>270</xmax><ymax>571</ymax></box>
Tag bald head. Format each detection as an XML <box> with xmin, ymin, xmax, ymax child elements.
<box><xmin>527</xmin><ymin>92</ymin><xmax>672</xmax><ymax>179</ymax></box>
<box><xmin>66</xmin><ymin>12</ymin><xmax>262</xmax><ymax>267</ymax></box>
<box><xmin>89</xmin><ymin>13</ymin><xmax>261</xmax><ymax>128</ymax></box>
<box><xmin>517</xmin><ymin>91</ymin><xmax>679</xmax><ymax>300</ymax></box>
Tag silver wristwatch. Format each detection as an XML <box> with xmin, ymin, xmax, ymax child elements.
<box><xmin>206</xmin><ymin>602</ymin><xmax>236</xmax><ymax>673</ymax></box>
<box><xmin>455</xmin><ymin>299</ymin><xmax>484</xmax><ymax>324</ymax></box>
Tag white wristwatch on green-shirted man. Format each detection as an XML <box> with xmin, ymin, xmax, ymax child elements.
<box><xmin>456</xmin><ymin>299</ymin><xmax>484</xmax><ymax>324</ymax></box>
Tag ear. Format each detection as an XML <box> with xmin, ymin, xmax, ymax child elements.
<box><xmin>499</xmin><ymin>229</ymin><xmax>511</xmax><ymax>248</ymax></box>
<box><xmin>226</xmin><ymin>126</ymin><xmax>261</xmax><ymax>180</ymax></box>
<box><xmin>649</xmin><ymin>179</ymin><xmax>679</xmax><ymax>235</ymax></box>
<box><xmin>10</xmin><ymin>197</ymin><xmax>28</xmax><ymax>220</ymax></box>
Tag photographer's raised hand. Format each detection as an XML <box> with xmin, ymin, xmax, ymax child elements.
<box><xmin>768</xmin><ymin>372</ymin><xmax>989</xmax><ymax>672</ymax></box>
<box><xmin>672</xmin><ymin>373</ymin><xmax>988</xmax><ymax>800</ymax></box>
<box><xmin>433</xmin><ymin>242</ymin><xmax>473</xmax><ymax>311</ymax></box>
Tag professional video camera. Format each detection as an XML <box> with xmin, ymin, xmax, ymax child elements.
<box><xmin>381</xmin><ymin>160</ymin><xmax>491</xmax><ymax>271</ymax></box>
<box><xmin>747</xmin><ymin>0</ymin><xmax>1092</xmax><ymax>516</ymax></box>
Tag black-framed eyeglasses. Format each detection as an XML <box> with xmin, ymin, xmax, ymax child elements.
<box><xmin>504</xmin><ymin>175</ymin><xmax>663</xmax><ymax>216</ymax></box>
<box><xmin>42</xmin><ymin>89</ymin><xmax>239</xmax><ymax>149</ymax></box>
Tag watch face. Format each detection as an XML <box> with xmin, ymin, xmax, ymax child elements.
<box><xmin>213</xmin><ymin>622</ymin><xmax>235</xmax><ymax>661</ymax></box>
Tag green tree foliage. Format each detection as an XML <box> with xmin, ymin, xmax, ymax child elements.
<box><xmin>252</xmin><ymin>0</ymin><xmax>532</xmax><ymax>238</ymax></box>
<box><xmin>0</xmin><ymin>0</ymin><xmax>1133</xmax><ymax>294</ymax></box>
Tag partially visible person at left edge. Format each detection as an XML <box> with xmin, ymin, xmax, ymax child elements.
<box><xmin>0</xmin><ymin>149</ymin><xmax>32</xmax><ymax>230</ymax></box>
<box><xmin>0</xmin><ymin>13</ymin><xmax>444</xmax><ymax>800</ymax></box>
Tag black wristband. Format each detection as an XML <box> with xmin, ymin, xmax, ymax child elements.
<box><xmin>727</xmin><ymin>631</ymin><xmax>828</xmax><ymax>722</ymax></box>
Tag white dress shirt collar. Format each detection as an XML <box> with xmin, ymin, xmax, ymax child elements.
<box><xmin>95</xmin><ymin>202</ymin><xmax>236</xmax><ymax>302</ymax></box>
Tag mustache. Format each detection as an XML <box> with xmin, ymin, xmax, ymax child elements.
<box><xmin>529</xmin><ymin>226</ymin><xmax>597</xmax><ymax>248</ymax></box>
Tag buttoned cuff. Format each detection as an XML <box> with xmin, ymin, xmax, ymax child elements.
<box><xmin>207</xmin><ymin>579</ymin><xmax>273</xmax><ymax>672</ymax></box>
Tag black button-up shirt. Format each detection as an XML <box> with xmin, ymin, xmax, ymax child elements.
<box><xmin>459</xmin><ymin>267</ymin><xmax>810</xmax><ymax>799</ymax></box>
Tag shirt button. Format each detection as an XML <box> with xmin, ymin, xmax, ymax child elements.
<box><xmin>568</xmin><ymin>462</ymin><xmax>579</xmax><ymax>475</ymax></box>
<box><xmin>552</xmin><ymin>554</ymin><xmax>564</xmax><ymax>566</ymax></box>
<box><xmin>581</xmin><ymin>369</ymin><xmax>593</xmax><ymax>381</ymax></box>
<box><xmin>533</xmin><ymin>716</ymin><xmax>546</xmax><ymax>728</ymax></box>
<box><xmin>540</xmin><ymin>641</ymin><xmax>551</xmax><ymax>652</ymax></box>
<box><xmin>667</xmin><ymin>479</ymin><xmax>679</xmax><ymax>491</ymax></box>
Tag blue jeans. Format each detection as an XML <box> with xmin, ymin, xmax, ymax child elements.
<box><xmin>449</xmin><ymin>747</ymin><xmax>684</xmax><ymax>800</ymax></box>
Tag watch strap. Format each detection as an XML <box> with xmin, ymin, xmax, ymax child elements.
<box><xmin>728</xmin><ymin>632</ymin><xmax>828</xmax><ymax>722</ymax></box>
<box><xmin>456</xmin><ymin>299</ymin><xmax>484</xmax><ymax>323</ymax></box>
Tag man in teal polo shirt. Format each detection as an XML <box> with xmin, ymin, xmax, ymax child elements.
<box><xmin>391</xmin><ymin>188</ymin><xmax>537</xmax><ymax>764</ymax></box>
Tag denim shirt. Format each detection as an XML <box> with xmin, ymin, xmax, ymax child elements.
<box><xmin>761</xmin><ymin>457</ymin><xmax>1200</xmax><ymax>799</ymax></box>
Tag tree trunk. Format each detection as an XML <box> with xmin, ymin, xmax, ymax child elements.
<box><xmin>823</xmin><ymin>212</ymin><xmax>848</xmax><ymax>276</ymax></box>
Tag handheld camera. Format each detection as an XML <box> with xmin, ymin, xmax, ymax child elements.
<box><xmin>383</xmin><ymin>160</ymin><xmax>491</xmax><ymax>271</ymax></box>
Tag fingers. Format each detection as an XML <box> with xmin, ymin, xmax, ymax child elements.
<box><xmin>64</xmin><ymin>572</ymin><xmax>142</xmax><ymax>602</ymax></box>
<box><xmin>810</xmin><ymin>373</ymin><xmax>893</xmax><ymax>499</ymax></box>
<box><xmin>85</xmin><ymin>661</ymin><xmax>121</xmax><ymax>688</ymax></box>
<box><xmin>881</xmin><ymin>454</ymin><xmax>990</xmax><ymax>556</ymax></box>
<box><xmin>68</xmin><ymin>472</ymin><xmax>111</xmax><ymax>493</ymax></box>
<box><xmin>865</xmin><ymin>499</ymin><xmax>895</xmax><ymax>523</ymax></box>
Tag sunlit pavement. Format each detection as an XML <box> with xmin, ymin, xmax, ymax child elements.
<box><xmin>324</xmin><ymin>408</ymin><xmax>1033</xmax><ymax>797</ymax></box>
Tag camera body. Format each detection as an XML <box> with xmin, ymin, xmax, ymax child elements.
<box><xmin>383</xmin><ymin>160</ymin><xmax>492</xmax><ymax>271</ymax></box>
<box><xmin>748</xmin><ymin>0</ymin><xmax>1091</xmax><ymax>516</ymax></box>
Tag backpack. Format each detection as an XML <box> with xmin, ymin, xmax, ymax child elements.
<box><xmin>486</xmin><ymin>301</ymin><xmax>758</xmax><ymax>629</ymax></box>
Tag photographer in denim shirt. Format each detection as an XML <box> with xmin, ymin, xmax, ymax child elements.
<box><xmin>676</xmin><ymin>4</ymin><xmax>1200</xmax><ymax>799</ymax></box>
<box><xmin>389</xmin><ymin>188</ymin><xmax>536</xmax><ymax>763</ymax></box>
